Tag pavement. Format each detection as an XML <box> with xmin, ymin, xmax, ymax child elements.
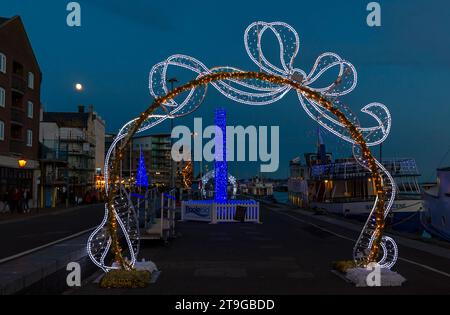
<box><xmin>0</xmin><ymin>203</ymin><xmax>105</xmax><ymax>294</ymax></box>
<box><xmin>0</xmin><ymin>203</ymin><xmax>104</xmax><ymax>261</ymax></box>
<box><xmin>69</xmin><ymin>202</ymin><xmax>450</xmax><ymax>295</ymax></box>
<box><xmin>0</xmin><ymin>233</ymin><xmax>92</xmax><ymax>295</ymax></box>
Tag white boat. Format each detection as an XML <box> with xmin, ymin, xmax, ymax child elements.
<box><xmin>289</xmin><ymin>152</ymin><xmax>424</xmax><ymax>232</ymax></box>
<box><xmin>240</xmin><ymin>177</ymin><xmax>274</xmax><ymax>197</ymax></box>
<box><xmin>422</xmin><ymin>168</ymin><xmax>450</xmax><ymax>241</ymax></box>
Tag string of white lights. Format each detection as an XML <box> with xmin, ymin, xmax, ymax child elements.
<box><xmin>351</xmin><ymin>140</ymin><xmax>398</xmax><ymax>268</ymax></box>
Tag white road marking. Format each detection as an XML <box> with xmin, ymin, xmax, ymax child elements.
<box><xmin>18</xmin><ymin>231</ymin><xmax>71</xmax><ymax>239</ymax></box>
<box><xmin>398</xmin><ymin>257</ymin><xmax>450</xmax><ymax>278</ymax></box>
<box><xmin>0</xmin><ymin>228</ymin><xmax>95</xmax><ymax>265</ymax></box>
<box><xmin>271</xmin><ymin>208</ymin><xmax>450</xmax><ymax>279</ymax></box>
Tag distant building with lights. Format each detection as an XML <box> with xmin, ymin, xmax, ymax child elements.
<box><xmin>110</xmin><ymin>133</ymin><xmax>186</xmax><ymax>188</ymax></box>
<box><xmin>0</xmin><ymin>16</ymin><xmax>42</xmax><ymax>208</ymax></box>
<box><xmin>39</xmin><ymin>105</ymin><xmax>105</xmax><ymax>207</ymax></box>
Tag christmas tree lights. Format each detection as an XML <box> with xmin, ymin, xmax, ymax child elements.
<box><xmin>136</xmin><ymin>147</ymin><xmax>149</xmax><ymax>189</ymax></box>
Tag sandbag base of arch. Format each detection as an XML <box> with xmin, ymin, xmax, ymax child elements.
<box><xmin>332</xmin><ymin>261</ymin><xmax>406</xmax><ymax>287</ymax></box>
<box><xmin>98</xmin><ymin>260</ymin><xmax>159</xmax><ymax>289</ymax></box>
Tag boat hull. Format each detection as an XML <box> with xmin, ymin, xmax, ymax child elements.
<box><xmin>421</xmin><ymin>191</ymin><xmax>450</xmax><ymax>241</ymax></box>
<box><xmin>310</xmin><ymin>199</ymin><xmax>424</xmax><ymax>232</ymax></box>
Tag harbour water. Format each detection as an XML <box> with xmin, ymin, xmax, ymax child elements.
<box><xmin>273</xmin><ymin>191</ymin><xmax>289</xmax><ymax>204</ymax></box>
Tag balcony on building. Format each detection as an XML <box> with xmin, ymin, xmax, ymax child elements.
<box><xmin>9</xmin><ymin>138</ymin><xmax>24</xmax><ymax>155</ymax></box>
<box><xmin>40</xmin><ymin>141</ymin><xmax>69</xmax><ymax>163</ymax></box>
<box><xmin>44</xmin><ymin>174</ymin><xmax>67</xmax><ymax>186</ymax></box>
<box><xmin>11</xmin><ymin>61</ymin><xmax>26</xmax><ymax>95</ymax></box>
<box><xmin>67</xmin><ymin>148</ymin><xmax>95</xmax><ymax>159</ymax></box>
<box><xmin>10</xmin><ymin>105</ymin><xmax>25</xmax><ymax>126</ymax></box>
<box><xmin>11</xmin><ymin>80</ymin><xmax>25</xmax><ymax>128</ymax></box>
<box><xmin>60</xmin><ymin>133</ymin><xmax>87</xmax><ymax>143</ymax></box>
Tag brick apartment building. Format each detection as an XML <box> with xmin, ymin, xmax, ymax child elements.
<box><xmin>0</xmin><ymin>16</ymin><xmax>41</xmax><ymax>208</ymax></box>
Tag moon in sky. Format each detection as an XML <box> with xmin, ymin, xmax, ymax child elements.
<box><xmin>75</xmin><ymin>83</ymin><xmax>83</xmax><ymax>91</ymax></box>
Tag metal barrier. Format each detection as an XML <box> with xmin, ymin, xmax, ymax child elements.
<box><xmin>182</xmin><ymin>200</ymin><xmax>260</xmax><ymax>223</ymax></box>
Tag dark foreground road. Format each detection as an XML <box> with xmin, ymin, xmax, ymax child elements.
<box><xmin>71</xmin><ymin>203</ymin><xmax>450</xmax><ymax>295</ymax></box>
<box><xmin>0</xmin><ymin>204</ymin><xmax>104</xmax><ymax>260</ymax></box>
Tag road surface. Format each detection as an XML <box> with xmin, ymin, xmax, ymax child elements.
<box><xmin>71</xmin><ymin>202</ymin><xmax>450</xmax><ymax>294</ymax></box>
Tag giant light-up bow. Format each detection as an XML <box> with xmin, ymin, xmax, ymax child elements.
<box><xmin>88</xmin><ymin>21</ymin><xmax>397</xmax><ymax>273</ymax></box>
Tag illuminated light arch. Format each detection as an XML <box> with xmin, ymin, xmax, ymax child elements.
<box><xmin>201</xmin><ymin>170</ymin><xmax>238</xmax><ymax>199</ymax></box>
<box><xmin>88</xmin><ymin>21</ymin><xmax>397</xmax><ymax>273</ymax></box>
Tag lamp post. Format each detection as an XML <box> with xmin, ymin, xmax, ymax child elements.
<box><xmin>191</xmin><ymin>132</ymin><xmax>201</xmax><ymax>179</ymax></box>
<box><xmin>18</xmin><ymin>158</ymin><xmax>27</xmax><ymax>168</ymax></box>
<box><xmin>168</xmin><ymin>77</ymin><xmax>178</xmax><ymax>189</ymax></box>
<box><xmin>72</xmin><ymin>82</ymin><xmax>83</xmax><ymax>206</ymax></box>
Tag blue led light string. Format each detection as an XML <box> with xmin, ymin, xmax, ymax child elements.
<box><xmin>214</xmin><ymin>108</ymin><xmax>228</xmax><ymax>202</ymax></box>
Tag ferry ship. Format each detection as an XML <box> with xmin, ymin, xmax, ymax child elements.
<box><xmin>422</xmin><ymin>167</ymin><xmax>450</xmax><ymax>241</ymax></box>
<box><xmin>288</xmin><ymin>144</ymin><xmax>424</xmax><ymax>232</ymax></box>
<box><xmin>239</xmin><ymin>177</ymin><xmax>274</xmax><ymax>197</ymax></box>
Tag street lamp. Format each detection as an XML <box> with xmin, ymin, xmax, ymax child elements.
<box><xmin>71</xmin><ymin>82</ymin><xmax>84</xmax><ymax>206</ymax></box>
<box><xmin>167</xmin><ymin>77</ymin><xmax>178</xmax><ymax>189</ymax></box>
<box><xmin>18</xmin><ymin>158</ymin><xmax>27</xmax><ymax>168</ymax></box>
<box><xmin>192</xmin><ymin>132</ymin><xmax>202</xmax><ymax>179</ymax></box>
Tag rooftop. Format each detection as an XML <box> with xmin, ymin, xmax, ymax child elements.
<box><xmin>42</xmin><ymin>112</ymin><xmax>90</xmax><ymax>129</ymax></box>
<box><xmin>0</xmin><ymin>17</ymin><xmax>10</xmax><ymax>26</ymax></box>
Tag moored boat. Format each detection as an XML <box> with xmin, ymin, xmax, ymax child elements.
<box><xmin>289</xmin><ymin>148</ymin><xmax>424</xmax><ymax>232</ymax></box>
<box><xmin>422</xmin><ymin>168</ymin><xmax>450</xmax><ymax>241</ymax></box>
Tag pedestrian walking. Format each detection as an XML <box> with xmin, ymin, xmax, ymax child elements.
<box><xmin>23</xmin><ymin>189</ymin><xmax>31</xmax><ymax>213</ymax></box>
<box><xmin>18</xmin><ymin>188</ymin><xmax>25</xmax><ymax>214</ymax></box>
<box><xmin>9</xmin><ymin>188</ymin><xmax>20</xmax><ymax>214</ymax></box>
<box><xmin>1</xmin><ymin>192</ymin><xmax>9</xmax><ymax>214</ymax></box>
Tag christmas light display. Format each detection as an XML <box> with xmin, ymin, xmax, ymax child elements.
<box><xmin>201</xmin><ymin>170</ymin><xmax>238</xmax><ymax>200</ymax></box>
<box><xmin>214</xmin><ymin>108</ymin><xmax>228</xmax><ymax>202</ymax></box>
<box><xmin>88</xmin><ymin>21</ymin><xmax>396</xmax><ymax>277</ymax></box>
<box><xmin>181</xmin><ymin>161</ymin><xmax>193</xmax><ymax>189</ymax></box>
<box><xmin>136</xmin><ymin>147</ymin><xmax>149</xmax><ymax>188</ymax></box>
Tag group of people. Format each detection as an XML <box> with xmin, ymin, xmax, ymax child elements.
<box><xmin>1</xmin><ymin>188</ymin><xmax>32</xmax><ymax>214</ymax></box>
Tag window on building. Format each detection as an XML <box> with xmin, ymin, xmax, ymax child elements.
<box><xmin>0</xmin><ymin>87</ymin><xmax>4</xmax><ymax>107</ymax></box>
<box><xmin>27</xmin><ymin>101</ymin><xmax>33</xmax><ymax>118</ymax></box>
<box><xmin>0</xmin><ymin>53</ymin><xmax>5</xmax><ymax>73</ymax></box>
<box><xmin>28</xmin><ymin>72</ymin><xmax>34</xmax><ymax>89</ymax></box>
<box><xmin>0</xmin><ymin>121</ymin><xmax>4</xmax><ymax>141</ymax></box>
<box><xmin>26</xmin><ymin>129</ymin><xmax>32</xmax><ymax>147</ymax></box>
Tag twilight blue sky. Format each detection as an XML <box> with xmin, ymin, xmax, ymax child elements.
<box><xmin>1</xmin><ymin>0</ymin><xmax>450</xmax><ymax>179</ymax></box>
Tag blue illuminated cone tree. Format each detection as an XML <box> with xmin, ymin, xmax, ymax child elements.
<box><xmin>136</xmin><ymin>147</ymin><xmax>149</xmax><ymax>189</ymax></box>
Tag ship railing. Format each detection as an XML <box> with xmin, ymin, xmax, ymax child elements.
<box><xmin>311</xmin><ymin>196</ymin><xmax>377</xmax><ymax>203</ymax></box>
<box><xmin>311</xmin><ymin>158</ymin><xmax>420</xmax><ymax>179</ymax></box>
